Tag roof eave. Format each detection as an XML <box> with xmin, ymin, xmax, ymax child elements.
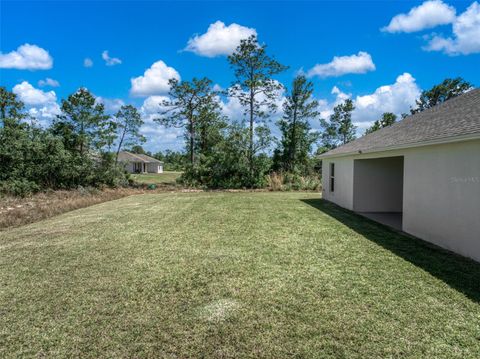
<box><xmin>318</xmin><ymin>132</ymin><xmax>480</xmax><ymax>159</ymax></box>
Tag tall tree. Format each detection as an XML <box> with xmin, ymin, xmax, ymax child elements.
<box><xmin>275</xmin><ymin>75</ymin><xmax>319</xmax><ymax>173</ymax></box>
<box><xmin>55</xmin><ymin>88</ymin><xmax>111</xmax><ymax>157</ymax></box>
<box><xmin>130</xmin><ymin>145</ymin><xmax>147</xmax><ymax>154</ymax></box>
<box><xmin>228</xmin><ymin>35</ymin><xmax>287</xmax><ymax>175</ymax></box>
<box><xmin>0</xmin><ymin>88</ymin><xmax>28</xmax><ymax>185</ymax></box>
<box><xmin>0</xmin><ymin>86</ymin><xmax>25</xmax><ymax>127</ymax></box>
<box><xmin>321</xmin><ymin>99</ymin><xmax>356</xmax><ymax>147</ymax></box>
<box><xmin>365</xmin><ymin>112</ymin><xmax>397</xmax><ymax>135</ymax></box>
<box><xmin>155</xmin><ymin>77</ymin><xmax>220</xmax><ymax>165</ymax></box>
<box><xmin>195</xmin><ymin>101</ymin><xmax>227</xmax><ymax>157</ymax></box>
<box><xmin>153</xmin><ymin>149</ymin><xmax>187</xmax><ymax>171</ymax></box>
<box><xmin>411</xmin><ymin>77</ymin><xmax>473</xmax><ymax>114</ymax></box>
<box><xmin>114</xmin><ymin>105</ymin><xmax>145</xmax><ymax>162</ymax></box>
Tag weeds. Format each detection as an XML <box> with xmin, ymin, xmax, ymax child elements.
<box><xmin>0</xmin><ymin>187</ymin><xmax>141</xmax><ymax>230</ymax></box>
<box><xmin>267</xmin><ymin>172</ymin><xmax>322</xmax><ymax>191</ymax></box>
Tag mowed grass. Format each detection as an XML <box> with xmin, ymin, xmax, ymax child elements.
<box><xmin>1</xmin><ymin>192</ymin><xmax>479</xmax><ymax>358</ymax></box>
<box><xmin>131</xmin><ymin>171</ymin><xmax>182</xmax><ymax>185</ymax></box>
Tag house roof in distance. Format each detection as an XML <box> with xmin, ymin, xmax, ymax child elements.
<box><xmin>117</xmin><ymin>151</ymin><xmax>163</xmax><ymax>163</ymax></box>
<box><xmin>320</xmin><ymin>88</ymin><xmax>480</xmax><ymax>158</ymax></box>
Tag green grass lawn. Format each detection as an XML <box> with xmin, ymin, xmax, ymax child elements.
<box><xmin>130</xmin><ymin>171</ymin><xmax>182</xmax><ymax>185</ymax></box>
<box><xmin>1</xmin><ymin>192</ymin><xmax>479</xmax><ymax>358</ymax></box>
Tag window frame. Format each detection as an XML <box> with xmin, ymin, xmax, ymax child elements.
<box><xmin>329</xmin><ymin>163</ymin><xmax>335</xmax><ymax>192</ymax></box>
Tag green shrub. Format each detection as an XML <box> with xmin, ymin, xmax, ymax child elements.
<box><xmin>0</xmin><ymin>179</ymin><xmax>40</xmax><ymax>197</ymax></box>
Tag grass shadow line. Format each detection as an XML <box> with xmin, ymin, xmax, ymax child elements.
<box><xmin>301</xmin><ymin>198</ymin><xmax>480</xmax><ymax>304</ymax></box>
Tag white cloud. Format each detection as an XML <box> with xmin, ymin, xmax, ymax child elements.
<box><xmin>316</xmin><ymin>98</ymin><xmax>333</xmax><ymax>122</ymax></box>
<box><xmin>331</xmin><ymin>86</ymin><xmax>351</xmax><ymax>102</ymax></box>
<box><xmin>307</xmin><ymin>52</ymin><xmax>376</xmax><ymax>78</ymax></box>
<box><xmin>13</xmin><ymin>81</ymin><xmax>57</xmax><ymax>105</ymax></box>
<box><xmin>130</xmin><ymin>60</ymin><xmax>180</xmax><ymax>97</ymax></box>
<box><xmin>424</xmin><ymin>1</ymin><xmax>480</xmax><ymax>55</ymax></box>
<box><xmin>0</xmin><ymin>44</ymin><xmax>53</xmax><ymax>70</ymax></box>
<box><xmin>12</xmin><ymin>81</ymin><xmax>60</xmax><ymax>126</ymax></box>
<box><xmin>219</xmin><ymin>94</ymin><xmax>244</xmax><ymax>121</ymax></box>
<box><xmin>38</xmin><ymin>78</ymin><xmax>60</xmax><ymax>87</ymax></box>
<box><xmin>310</xmin><ymin>88</ymin><xmax>352</xmax><ymax>123</ymax></box>
<box><xmin>212</xmin><ymin>84</ymin><xmax>224</xmax><ymax>92</ymax></box>
<box><xmin>185</xmin><ymin>21</ymin><xmax>257</xmax><ymax>57</ymax></box>
<box><xmin>352</xmin><ymin>73</ymin><xmax>421</xmax><ymax>123</ymax></box>
<box><xmin>84</xmin><ymin>57</ymin><xmax>93</xmax><ymax>67</ymax></box>
<box><xmin>311</xmin><ymin>74</ymin><xmax>420</xmax><ymax>136</ymax></box>
<box><xmin>141</xmin><ymin>95</ymin><xmax>171</xmax><ymax>115</ymax></box>
<box><xmin>140</xmin><ymin>123</ymin><xmax>184</xmax><ymax>152</ymax></box>
<box><xmin>382</xmin><ymin>0</ymin><xmax>456</xmax><ymax>33</ymax></box>
<box><xmin>139</xmin><ymin>96</ymin><xmax>183</xmax><ymax>152</ymax></box>
<box><xmin>95</xmin><ymin>97</ymin><xmax>125</xmax><ymax>114</ymax></box>
<box><xmin>102</xmin><ymin>50</ymin><xmax>122</xmax><ymax>66</ymax></box>
<box><xmin>221</xmin><ymin>81</ymin><xmax>285</xmax><ymax>122</ymax></box>
<box><xmin>26</xmin><ymin>105</ymin><xmax>61</xmax><ymax>127</ymax></box>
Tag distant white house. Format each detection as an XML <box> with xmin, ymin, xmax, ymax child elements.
<box><xmin>117</xmin><ymin>151</ymin><xmax>164</xmax><ymax>174</ymax></box>
<box><xmin>320</xmin><ymin>89</ymin><xmax>480</xmax><ymax>262</ymax></box>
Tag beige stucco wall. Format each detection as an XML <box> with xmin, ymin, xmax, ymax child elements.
<box><xmin>146</xmin><ymin>163</ymin><xmax>163</xmax><ymax>173</ymax></box>
<box><xmin>122</xmin><ymin>162</ymin><xmax>163</xmax><ymax>173</ymax></box>
<box><xmin>322</xmin><ymin>156</ymin><xmax>354</xmax><ymax>210</ymax></box>
<box><xmin>402</xmin><ymin>139</ymin><xmax>480</xmax><ymax>262</ymax></box>
<box><xmin>124</xmin><ymin>162</ymin><xmax>135</xmax><ymax>173</ymax></box>
<box><xmin>322</xmin><ymin>138</ymin><xmax>480</xmax><ymax>262</ymax></box>
<box><xmin>353</xmin><ymin>157</ymin><xmax>404</xmax><ymax>212</ymax></box>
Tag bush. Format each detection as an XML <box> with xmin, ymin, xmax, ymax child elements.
<box><xmin>76</xmin><ymin>185</ymin><xmax>101</xmax><ymax>196</ymax></box>
<box><xmin>0</xmin><ymin>179</ymin><xmax>40</xmax><ymax>197</ymax></box>
<box><xmin>0</xmin><ymin>123</ymin><xmax>130</xmax><ymax>196</ymax></box>
<box><xmin>266</xmin><ymin>172</ymin><xmax>321</xmax><ymax>191</ymax></box>
<box><xmin>267</xmin><ymin>172</ymin><xmax>284</xmax><ymax>191</ymax></box>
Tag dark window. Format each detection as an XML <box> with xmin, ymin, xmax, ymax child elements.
<box><xmin>329</xmin><ymin>163</ymin><xmax>335</xmax><ymax>192</ymax></box>
<box><xmin>134</xmin><ymin>162</ymin><xmax>142</xmax><ymax>173</ymax></box>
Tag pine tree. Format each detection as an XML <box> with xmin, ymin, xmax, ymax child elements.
<box><xmin>228</xmin><ymin>35</ymin><xmax>287</xmax><ymax>177</ymax></box>
<box><xmin>321</xmin><ymin>99</ymin><xmax>356</xmax><ymax>147</ymax></box>
<box><xmin>411</xmin><ymin>77</ymin><xmax>472</xmax><ymax>114</ymax></box>
<box><xmin>114</xmin><ymin>105</ymin><xmax>145</xmax><ymax>162</ymax></box>
<box><xmin>365</xmin><ymin>112</ymin><xmax>396</xmax><ymax>135</ymax></box>
<box><xmin>275</xmin><ymin>75</ymin><xmax>319</xmax><ymax>173</ymax></box>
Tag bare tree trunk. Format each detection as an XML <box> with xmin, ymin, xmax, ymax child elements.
<box><xmin>290</xmin><ymin>104</ymin><xmax>297</xmax><ymax>172</ymax></box>
<box><xmin>80</xmin><ymin>120</ymin><xmax>85</xmax><ymax>157</ymax></box>
<box><xmin>189</xmin><ymin>119</ymin><xmax>195</xmax><ymax>165</ymax></box>
<box><xmin>249</xmin><ymin>88</ymin><xmax>254</xmax><ymax>179</ymax></box>
<box><xmin>115</xmin><ymin>126</ymin><xmax>126</xmax><ymax>164</ymax></box>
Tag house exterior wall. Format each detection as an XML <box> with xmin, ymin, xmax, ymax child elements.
<box><xmin>322</xmin><ymin>138</ymin><xmax>480</xmax><ymax>262</ymax></box>
<box><xmin>402</xmin><ymin>139</ymin><xmax>480</xmax><ymax>262</ymax></box>
<box><xmin>353</xmin><ymin>157</ymin><xmax>404</xmax><ymax>212</ymax></box>
<box><xmin>124</xmin><ymin>162</ymin><xmax>136</xmax><ymax>173</ymax></box>
<box><xmin>121</xmin><ymin>162</ymin><xmax>163</xmax><ymax>173</ymax></box>
<box><xmin>146</xmin><ymin>163</ymin><xmax>163</xmax><ymax>173</ymax></box>
<box><xmin>322</xmin><ymin>156</ymin><xmax>354</xmax><ymax>210</ymax></box>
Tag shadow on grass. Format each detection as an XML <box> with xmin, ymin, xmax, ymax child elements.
<box><xmin>301</xmin><ymin>198</ymin><xmax>480</xmax><ymax>304</ymax></box>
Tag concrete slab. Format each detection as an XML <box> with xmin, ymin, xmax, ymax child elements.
<box><xmin>358</xmin><ymin>212</ymin><xmax>403</xmax><ymax>231</ymax></box>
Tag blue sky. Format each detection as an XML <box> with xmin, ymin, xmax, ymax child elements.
<box><xmin>1</xmin><ymin>0</ymin><xmax>479</xmax><ymax>151</ymax></box>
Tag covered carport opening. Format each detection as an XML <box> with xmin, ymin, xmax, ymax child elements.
<box><xmin>353</xmin><ymin>156</ymin><xmax>404</xmax><ymax>230</ymax></box>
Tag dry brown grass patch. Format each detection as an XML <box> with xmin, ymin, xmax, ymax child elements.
<box><xmin>0</xmin><ymin>188</ymin><xmax>145</xmax><ymax>230</ymax></box>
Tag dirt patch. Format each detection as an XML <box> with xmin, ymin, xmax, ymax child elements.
<box><xmin>0</xmin><ymin>187</ymin><xmax>147</xmax><ymax>230</ymax></box>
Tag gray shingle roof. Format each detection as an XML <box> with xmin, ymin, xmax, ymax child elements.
<box><xmin>321</xmin><ymin>88</ymin><xmax>480</xmax><ymax>158</ymax></box>
<box><xmin>117</xmin><ymin>151</ymin><xmax>163</xmax><ymax>163</ymax></box>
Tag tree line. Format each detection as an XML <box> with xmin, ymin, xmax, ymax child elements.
<box><xmin>157</xmin><ymin>36</ymin><xmax>361</xmax><ymax>188</ymax></box>
<box><xmin>0</xmin><ymin>34</ymin><xmax>473</xmax><ymax>194</ymax></box>
<box><xmin>0</xmin><ymin>88</ymin><xmax>145</xmax><ymax>195</ymax></box>
<box><xmin>155</xmin><ymin>36</ymin><xmax>472</xmax><ymax>188</ymax></box>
